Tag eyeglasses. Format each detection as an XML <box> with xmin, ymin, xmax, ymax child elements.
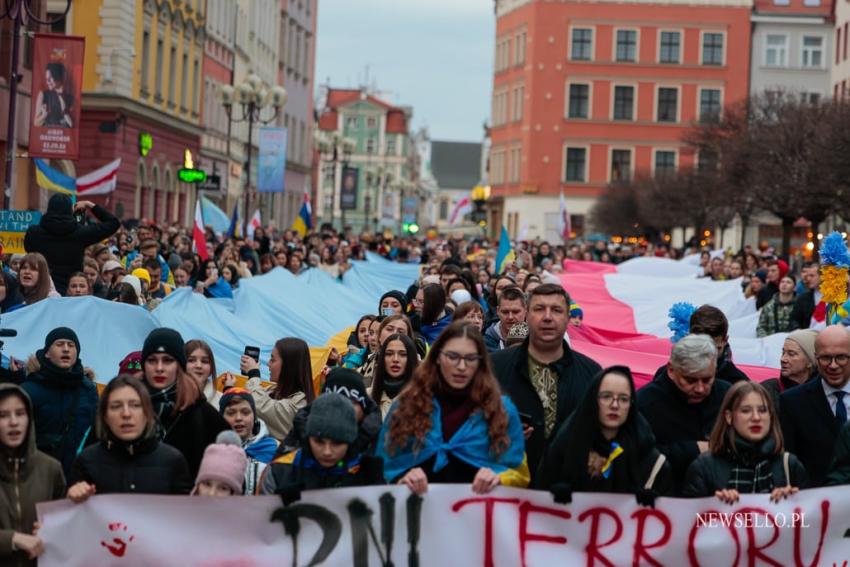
<box><xmin>816</xmin><ymin>354</ymin><xmax>850</xmax><ymax>366</ymax></box>
<box><xmin>598</xmin><ymin>392</ymin><xmax>632</xmax><ymax>406</ymax></box>
<box><xmin>440</xmin><ymin>351</ymin><xmax>482</xmax><ymax>367</ymax></box>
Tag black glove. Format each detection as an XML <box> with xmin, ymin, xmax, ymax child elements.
<box><xmin>277</xmin><ymin>483</ymin><xmax>303</xmax><ymax>506</ymax></box>
<box><xmin>550</xmin><ymin>482</ymin><xmax>572</xmax><ymax>505</ymax></box>
<box><xmin>635</xmin><ymin>488</ymin><xmax>658</xmax><ymax>508</ymax></box>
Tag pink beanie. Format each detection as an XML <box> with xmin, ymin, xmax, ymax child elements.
<box><xmin>193</xmin><ymin>431</ymin><xmax>247</xmax><ymax>495</ymax></box>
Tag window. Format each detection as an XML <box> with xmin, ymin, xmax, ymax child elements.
<box><xmin>802</xmin><ymin>36</ymin><xmax>824</xmax><ymax>68</ymax></box>
<box><xmin>773</xmin><ymin>0</ymin><xmax>790</xmax><ymax>4</ymax></box>
<box><xmin>656</xmin><ymin>88</ymin><xmax>678</xmax><ymax>122</ymax></box>
<box><xmin>616</xmin><ymin>30</ymin><xmax>637</xmax><ymax>62</ymax></box>
<box><xmin>801</xmin><ymin>92</ymin><xmax>821</xmax><ymax>104</ymax></box>
<box><xmin>387</xmin><ymin>137</ymin><xmax>396</xmax><ymax>155</ymax></box>
<box><xmin>180</xmin><ymin>53</ymin><xmax>188</xmax><ymax>109</ymax></box>
<box><xmin>571</xmin><ymin>28</ymin><xmax>593</xmax><ymax>60</ymax></box>
<box><xmin>699</xmin><ymin>88</ymin><xmax>722</xmax><ymax>122</ymax></box>
<box><xmin>439</xmin><ymin>200</ymin><xmax>449</xmax><ymax>221</ymax></box>
<box><xmin>346</xmin><ymin>116</ymin><xmax>357</xmax><ymax>129</ymax></box>
<box><xmin>611</xmin><ymin>150</ymin><xmax>632</xmax><ymax>181</ymax></box>
<box><xmin>366</xmin><ymin>117</ymin><xmax>377</xmax><ymax>128</ymax></box>
<box><xmin>659</xmin><ymin>31</ymin><xmax>681</xmax><ymax>63</ymax></box>
<box><xmin>568</xmin><ymin>84</ymin><xmax>589</xmax><ymax>119</ymax></box>
<box><xmin>702</xmin><ymin>33</ymin><xmax>724</xmax><ymax>65</ymax></box>
<box><xmin>803</xmin><ymin>0</ymin><xmax>820</xmax><ymax>5</ymax></box>
<box><xmin>192</xmin><ymin>59</ymin><xmax>199</xmax><ymax>113</ymax></box>
<box><xmin>765</xmin><ymin>34</ymin><xmax>788</xmax><ymax>67</ymax></box>
<box><xmin>168</xmin><ymin>46</ymin><xmax>176</xmax><ymax>104</ymax></box>
<box><xmin>837</xmin><ymin>27</ymin><xmax>842</xmax><ymax>65</ymax></box>
<box><xmin>512</xmin><ymin>84</ymin><xmax>524</xmax><ymax>121</ymax></box>
<box><xmin>155</xmin><ymin>38</ymin><xmax>164</xmax><ymax>97</ymax></box>
<box><xmin>654</xmin><ymin>151</ymin><xmax>676</xmax><ymax>178</ymax></box>
<box><xmin>366</xmin><ymin>138</ymin><xmax>376</xmax><ymax>154</ymax></box>
<box><xmin>613</xmin><ymin>86</ymin><xmax>634</xmax><ymax>120</ymax></box>
<box><xmin>515</xmin><ymin>31</ymin><xmax>527</xmax><ymax>65</ymax></box>
<box><xmin>141</xmin><ymin>31</ymin><xmax>150</xmax><ymax>93</ymax></box>
<box><xmin>508</xmin><ymin>146</ymin><xmax>522</xmax><ymax>183</ymax></box>
<box><xmin>564</xmin><ymin>147</ymin><xmax>587</xmax><ymax>182</ymax></box>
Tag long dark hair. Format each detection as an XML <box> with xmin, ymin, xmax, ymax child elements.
<box><xmin>20</xmin><ymin>252</ymin><xmax>52</xmax><ymax>304</ymax></box>
<box><xmin>554</xmin><ymin>366</ymin><xmax>643</xmax><ymax>490</ymax></box>
<box><xmin>353</xmin><ymin>314</ymin><xmax>376</xmax><ymax>350</ymax></box>
<box><xmin>421</xmin><ymin>283</ymin><xmax>446</xmax><ymax>326</ymax></box>
<box><xmin>371</xmin><ymin>333</ymin><xmax>418</xmax><ymax>404</ymax></box>
<box><xmin>271</xmin><ymin>338</ymin><xmax>315</xmax><ymax>402</ymax></box>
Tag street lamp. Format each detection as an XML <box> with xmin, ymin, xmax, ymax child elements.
<box><xmin>1</xmin><ymin>0</ymin><xmax>72</xmax><ymax>209</ymax></box>
<box><xmin>471</xmin><ymin>184</ymin><xmax>491</xmax><ymax>232</ymax></box>
<box><xmin>315</xmin><ymin>132</ymin><xmax>355</xmax><ymax>231</ymax></box>
<box><xmin>218</xmin><ymin>72</ymin><xmax>287</xmax><ymax>231</ymax></box>
<box><xmin>366</xmin><ymin>165</ymin><xmax>393</xmax><ymax>233</ymax></box>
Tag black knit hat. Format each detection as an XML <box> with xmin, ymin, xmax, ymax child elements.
<box><xmin>378</xmin><ymin>290</ymin><xmax>408</xmax><ymax>314</ymax></box>
<box><xmin>43</xmin><ymin>327</ymin><xmax>80</xmax><ymax>353</ymax></box>
<box><xmin>306</xmin><ymin>393</ymin><xmax>357</xmax><ymax>444</ymax></box>
<box><xmin>322</xmin><ymin>368</ymin><xmax>368</xmax><ymax>409</ymax></box>
<box><xmin>142</xmin><ymin>328</ymin><xmax>187</xmax><ymax>369</ymax></box>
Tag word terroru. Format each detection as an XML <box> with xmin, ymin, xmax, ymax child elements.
<box><xmin>271</xmin><ymin>493</ymin><xmax>831</xmax><ymax>567</ymax></box>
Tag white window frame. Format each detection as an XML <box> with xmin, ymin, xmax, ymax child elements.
<box><xmin>610</xmin><ymin>82</ymin><xmax>637</xmax><ymax>121</ymax></box>
<box><xmin>651</xmin><ymin>148</ymin><xmax>679</xmax><ymax>177</ymax></box>
<box><xmin>563</xmin><ymin>144</ymin><xmax>590</xmax><ymax>183</ymax></box>
<box><xmin>608</xmin><ymin>147</ymin><xmax>635</xmax><ymax>183</ymax></box>
<box><xmin>696</xmin><ymin>86</ymin><xmax>725</xmax><ymax>122</ymax></box>
<box><xmin>657</xmin><ymin>29</ymin><xmax>682</xmax><ymax>64</ymax></box>
<box><xmin>569</xmin><ymin>25</ymin><xmax>595</xmax><ymax>61</ymax></box>
<box><xmin>654</xmin><ymin>84</ymin><xmax>681</xmax><ymax>123</ymax></box>
<box><xmin>801</xmin><ymin>34</ymin><xmax>825</xmax><ymax>69</ymax></box>
<box><xmin>613</xmin><ymin>27</ymin><xmax>640</xmax><ymax>63</ymax></box>
<box><xmin>565</xmin><ymin>80</ymin><xmax>593</xmax><ymax>119</ymax></box>
<box><xmin>764</xmin><ymin>34</ymin><xmax>789</xmax><ymax>67</ymax></box>
<box><xmin>700</xmin><ymin>30</ymin><xmax>727</xmax><ymax>66</ymax></box>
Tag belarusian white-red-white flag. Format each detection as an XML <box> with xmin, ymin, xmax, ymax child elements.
<box><xmin>76</xmin><ymin>158</ymin><xmax>121</xmax><ymax>196</ymax></box>
<box><xmin>193</xmin><ymin>199</ymin><xmax>209</xmax><ymax>261</ymax></box>
<box><xmin>558</xmin><ymin>189</ymin><xmax>571</xmax><ymax>241</ymax></box>
<box><xmin>247</xmin><ymin>210</ymin><xmax>262</xmax><ymax>240</ymax></box>
<box><xmin>448</xmin><ymin>195</ymin><xmax>472</xmax><ymax>225</ymax></box>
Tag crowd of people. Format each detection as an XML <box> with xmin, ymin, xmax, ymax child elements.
<box><xmin>0</xmin><ymin>193</ymin><xmax>847</xmax><ymax>564</ymax></box>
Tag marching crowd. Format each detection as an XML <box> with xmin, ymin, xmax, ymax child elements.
<box><xmin>1</xmin><ymin>193</ymin><xmax>849</xmax><ymax>564</ymax></box>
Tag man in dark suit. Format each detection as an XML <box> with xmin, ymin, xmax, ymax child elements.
<box><xmin>780</xmin><ymin>325</ymin><xmax>850</xmax><ymax>486</ymax></box>
<box><xmin>790</xmin><ymin>262</ymin><xmax>823</xmax><ymax>330</ymax></box>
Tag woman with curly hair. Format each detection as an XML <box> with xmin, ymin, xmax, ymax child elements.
<box><xmin>377</xmin><ymin>321</ymin><xmax>529</xmax><ymax>495</ymax></box>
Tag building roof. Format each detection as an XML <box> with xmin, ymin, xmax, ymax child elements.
<box><xmin>318</xmin><ymin>87</ymin><xmax>409</xmax><ymax>133</ymax></box>
<box><xmin>431</xmin><ymin>141</ymin><xmax>482</xmax><ymax>191</ymax></box>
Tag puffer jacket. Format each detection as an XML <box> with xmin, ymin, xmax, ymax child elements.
<box><xmin>20</xmin><ymin>351</ymin><xmax>97</xmax><ymax>477</ymax></box>
<box><xmin>69</xmin><ymin>433</ymin><xmax>192</xmax><ymax>495</ymax></box>
<box><xmin>24</xmin><ymin>193</ymin><xmax>120</xmax><ymax>295</ymax></box>
<box><xmin>0</xmin><ymin>384</ymin><xmax>66</xmax><ymax>567</ymax></box>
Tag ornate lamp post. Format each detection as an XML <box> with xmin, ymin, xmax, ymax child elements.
<box><xmin>471</xmin><ymin>184</ymin><xmax>491</xmax><ymax>233</ymax></box>
<box><xmin>2</xmin><ymin>0</ymin><xmax>72</xmax><ymax>209</ymax></box>
<box><xmin>218</xmin><ymin>72</ymin><xmax>287</xmax><ymax>230</ymax></box>
<box><xmin>315</xmin><ymin>132</ymin><xmax>355</xmax><ymax>231</ymax></box>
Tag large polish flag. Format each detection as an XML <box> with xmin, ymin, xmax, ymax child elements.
<box><xmin>560</xmin><ymin>254</ymin><xmax>782</xmax><ymax>388</ymax></box>
<box><xmin>193</xmin><ymin>199</ymin><xmax>209</xmax><ymax>261</ymax></box>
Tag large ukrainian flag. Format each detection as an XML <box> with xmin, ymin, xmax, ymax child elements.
<box><xmin>291</xmin><ymin>192</ymin><xmax>313</xmax><ymax>237</ymax></box>
<box><xmin>495</xmin><ymin>226</ymin><xmax>516</xmax><ymax>274</ymax></box>
<box><xmin>33</xmin><ymin>158</ymin><xmax>76</xmax><ymax>195</ymax></box>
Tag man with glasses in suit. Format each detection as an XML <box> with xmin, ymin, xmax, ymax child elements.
<box><xmin>781</xmin><ymin>325</ymin><xmax>847</xmax><ymax>486</ymax></box>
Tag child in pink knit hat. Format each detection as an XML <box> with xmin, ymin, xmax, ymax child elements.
<box><xmin>192</xmin><ymin>431</ymin><xmax>248</xmax><ymax>496</ymax></box>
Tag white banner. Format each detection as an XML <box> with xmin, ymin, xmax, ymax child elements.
<box><xmin>37</xmin><ymin>485</ymin><xmax>847</xmax><ymax>566</ymax></box>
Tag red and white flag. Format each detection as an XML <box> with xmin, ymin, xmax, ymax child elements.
<box><xmin>76</xmin><ymin>158</ymin><xmax>120</xmax><ymax>196</ymax></box>
<box><xmin>448</xmin><ymin>195</ymin><xmax>472</xmax><ymax>225</ymax></box>
<box><xmin>247</xmin><ymin>210</ymin><xmax>262</xmax><ymax>240</ymax></box>
<box><xmin>193</xmin><ymin>199</ymin><xmax>209</xmax><ymax>261</ymax></box>
<box><xmin>558</xmin><ymin>189</ymin><xmax>571</xmax><ymax>242</ymax></box>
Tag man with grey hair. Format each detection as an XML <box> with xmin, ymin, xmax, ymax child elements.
<box><xmin>637</xmin><ymin>334</ymin><xmax>732</xmax><ymax>493</ymax></box>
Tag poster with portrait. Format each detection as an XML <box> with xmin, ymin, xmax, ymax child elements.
<box><xmin>257</xmin><ymin>127</ymin><xmax>286</xmax><ymax>193</ymax></box>
<box><xmin>340</xmin><ymin>166</ymin><xmax>359</xmax><ymax>210</ymax></box>
<box><xmin>29</xmin><ymin>34</ymin><xmax>85</xmax><ymax>160</ymax></box>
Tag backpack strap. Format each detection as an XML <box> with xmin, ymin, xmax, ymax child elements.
<box><xmin>644</xmin><ymin>453</ymin><xmax>666</xmax><ymax>490</ymax></box>
<box><xmin>783</xmin><ymin>452</ymin><xmax>791</xmax><ymax>487</ymax></box>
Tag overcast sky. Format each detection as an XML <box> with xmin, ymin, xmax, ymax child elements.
<box><xmin>315</xmin><ymin>0</ymin><xmax>494</xmax><ymax>142</ymax></box>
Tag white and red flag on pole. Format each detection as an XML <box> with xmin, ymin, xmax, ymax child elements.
<box><xmin>247</xmin><ymin>210</ymin><xmax>262</xmax><ymax>240</ymax></box>
<box><xmin>76</xmin><ymin>158</ymin><xmax>120</xmax><ymax>196</ymax></box>
<box><xmin>448</xmin><ymin>195</ymin><xmax>472</xmax><ymax>225</ymax></box>
<box><xmin>558</xmin><ymin>189</ymin><xmax>571</xmax><ymax>242</ymax></box>
<box><xmin>193</xmin><ymin>199</ymin><xmax>209</xmax><ymax>261</ymax></box>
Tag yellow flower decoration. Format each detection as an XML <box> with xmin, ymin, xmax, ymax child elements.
<box><xmin>820</xmin><ymin>265</ymin><xmax>849</xmax><ymax>306</ymax></box>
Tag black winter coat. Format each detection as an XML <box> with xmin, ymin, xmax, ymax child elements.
<box><xmin>651</xmin><ymin>345</ymin><xmax>749</xmax><ymax>387</ymax></box>
<box><xmin>490</xmin><ymin>339</ymin><xmax>602</xmax><ymax>478</ymax></box>
<box><xmin>261</xmin><ymin>448</ymin><xmax>384</xmax><ymax>494</ymax></box>
<box><xmin>160</xmin><ymin>400</ymin><xmax>229</xmax><ymax>478</ymax></box>
<box><xmin>637</xmin><ymin>370</ymin><xmax>731</xmax><ymax>494</ymax></box>
<box><xmin>683</xmin><ymin>450</ymin><xmax>808</xmax><ymax>497</ymax></box>
<box><xmin>826</xmin><ymin>420</ymin><xmax>850</xmax><ymax>485</ymax></box>
<box><xmin>536</xmin><ymin>413</ymin><xmax>673</xmax><ymax>495</ymax></box>
<box><xmin>24</xmin><ymin>194</ymin><xmax>120</xmax><ymax>295</ymax></box>
<box><xmin>779</xmin><ymin>377</ymin><xmax>842</xmax><ymax>487</ymax></box>
<box><xmin>69</xmin><ymin>435</ymin><xmax>192</xmax><ymax>495</ymax></box>
<box><xmin>789</xmin><ymin>289</ymin><xmax>816</xmax><ymax>331</ymax></box>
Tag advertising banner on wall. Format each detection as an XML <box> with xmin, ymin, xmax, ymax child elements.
<box><xmin>340</xmin><ymin>165</ymin><xmax>359</xmax><ymax>210</ymax></box>
<box><xmin>257</xmin><ymin>127</ymin><xmax>287</xmax><ymax>193</ymax></box>
<box><xmin>29</xmin><ymin>34</ymin><xmax>85</xmax><ymax>160</ymax></box>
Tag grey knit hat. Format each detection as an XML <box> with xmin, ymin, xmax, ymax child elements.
<box><xmin>306</xmin><ymin>393</ymin><xmax>358</xmax><ymax>444</ymax></box>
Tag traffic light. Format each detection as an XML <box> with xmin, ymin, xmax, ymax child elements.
<box><xmin>402</xmin><ymin>222</ymin><xmax>420</xmax><ymax>234</ymax></box>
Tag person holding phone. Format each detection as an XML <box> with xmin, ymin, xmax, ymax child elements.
<box><xmin>195</xmin><ymin>260</ymin><xmax>232</xmax><ymax>299</ymax></box>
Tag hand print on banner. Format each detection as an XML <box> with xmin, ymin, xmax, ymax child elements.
<box><xmin>100</xmin><ymin>522</ymin><xmax>135</xmax><ymax>558</ymax></box>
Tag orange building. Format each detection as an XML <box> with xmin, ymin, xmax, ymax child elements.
<box><xmin>489</xmin><ymin>0</ymin><xmax>752</xmax><ymax>240</ymax></box>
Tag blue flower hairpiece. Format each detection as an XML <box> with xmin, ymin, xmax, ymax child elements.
<box><xmin>668</xmin><ymin>302</ymin><xmax>696</xmax><ymax>343</ymax></box>
<box><xmin>820</xmin><ymin>231</ymin><xmax>850</xmax><ymax>268</ymax></box>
